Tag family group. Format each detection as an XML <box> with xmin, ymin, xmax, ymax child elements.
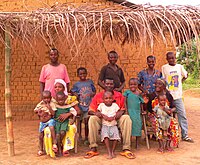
<box><xmin>34</xmin><ymin>48</ymin><xmax>194</xmax><ymax>160</ymax></box>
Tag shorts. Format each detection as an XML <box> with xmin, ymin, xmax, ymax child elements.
<box><xmin>39</xmin><ymin>118</ymin><xmax>55</xmax><ymax>133</ymax></box>
<box><xmin>55</xmin><ymin>120</ymin><xmax>69</xmax><ymax>134</ymax></box>
<box><xmin>101</xmin><ymin>125</ymin><xmax>121</xmax><ymax>142</ymax></box>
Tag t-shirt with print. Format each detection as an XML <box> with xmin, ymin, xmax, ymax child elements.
<box><xmin>39</xmin><ymin>64</ymin><xmax>70</xmax><ymax>97</ymax></box>
<box><xmin>162</xmin><ymin>64</ymin><xmax>187</xmax><ymax>100</ymax></box>
<box><xmin>71</xmin><ymin>79</ymin><xmax>96</xmax><ymax>112</ymax></box>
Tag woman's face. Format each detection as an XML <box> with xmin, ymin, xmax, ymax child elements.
<box><xmin>54</xmin><ymin>83</ymin><xmax>65</xmax><ymax>93</ymax></box>
<box><xmin>155</xmin><ymin>80</ymin><xmax>165</xmax><ymax>92</ymax></box>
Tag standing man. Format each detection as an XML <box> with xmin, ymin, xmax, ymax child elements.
<box><xmin>39</xmin><ymin>48</ymin><xmax>70</xmax><ymax>98</ymax></box>
<box><xmin>162</xmin><ymin>51</ymin><xmax>193</xmax><ymax>143</ymax></box>
<box><xmin>138</xmin><ymin>55</ymin><xmax>162</xmax><ymax>94</ymax></box>
<box><xmin>98</xmin><ymin>51</ymin><xmax>125</xmax><ymax>92</ymax></box>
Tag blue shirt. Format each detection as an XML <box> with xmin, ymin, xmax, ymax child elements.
<box><xmin>138</xmin><ymin>69</ymin><xmax>162</xmax><ymax>94</ymax></box>
<box><xmin>71</xmin><ymin>79</ymin><xmax>96</xmax><ymax>112</ymax></box>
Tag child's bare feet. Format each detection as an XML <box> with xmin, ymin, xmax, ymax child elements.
<box><xmin>111</xmin><ymin>152</ymin><xmax>116</xmax><ymax>158</ymax></box>
<box><xmin>165</xmin><ymin>146</ymin><xmax>174</xmax><ymax>152</ymax></box>
<box><xmin>52</xmin><ymin>144</ymin><xmax>58</xmax><ymax>153</ymax></box>
<box><xmin>37</xmin><ymin>150</ymin><xmax>45</xmax><ymax>156</ymax></box>
<box><xmin>107</xmin><ymin>154</ymin><xmax>113</xmax><ymax>159</ymax></box>
<box><xmin>157</xmin><ymin>148</ymin><xmax>164</xmax><ymax>154</ymax></box>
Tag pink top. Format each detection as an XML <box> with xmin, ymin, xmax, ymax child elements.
<box><xmin>39</xmin><ymin>64</ymin><xmax>70</xmax><ymax>97</ymax></box>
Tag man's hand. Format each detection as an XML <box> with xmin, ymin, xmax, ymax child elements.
<box><xmin>94</xmin><ymin>111</ymin><xmax>102</xmax><ymax>118</ymax></box>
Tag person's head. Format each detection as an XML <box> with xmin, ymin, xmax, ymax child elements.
<box><xmin>103</xmin><ymin>91</ymin><xmax>114</xmax><ymax>106</ymax></box>
<box><xmin>147</xmin><ymin>55</ymin><xmax>156</xmax><ymax>69</ymax></box>
<box><xmin>157</xmin><ymin>94</ymin><xmax>167</xmax><ymax>106</ymax></box>
<box><xmin>155</xmin><ymin>78</ymin><xmax>167</xmax><ymax>92</ymax></box>
<box><xmin>42</xmin><ymin>90</ymin><xmax>52</xmax><ymax>104</ymax></box>
<box><xmin>129</xmin><ymin>78</ymin><xmax>138</xmax><ymax>92</ymax></box>
<box><xmin>166</xmin><ymin>52</ymin><xmax>176</xmax><ymax>66</ymax></box>
<box><xmin>108</xmin><ymin>51</ymin><xmax>118</xmax><ymax>65</ymax></box>
<box><xmin>49</xmin><ymin>48</ymin><xmax>59</xmax><ymax>64</ymax></box>
<box><xmin>54</xmin><ymin>79</ymin><xmax>68</xmax><ymax>96</ymax></box>
<box><xmin>77</xmin><ymin>67</ymin><xmax>87</xmax><ymax>81</ymax></box>
<box><xmin>104</xmin><ymin>78</ymin><xmax>115</xmax><ymax>92</ymax></box>
<box><xmin>56</xmin><ymin>91</ymin><xmax>66</xmax><ymax>106</ymax></box>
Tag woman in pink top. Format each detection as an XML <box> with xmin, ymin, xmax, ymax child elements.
<box><xmin>39</xmin><ymin>48</ymin><xmax>70</xmax><ymax>98</ymax></box>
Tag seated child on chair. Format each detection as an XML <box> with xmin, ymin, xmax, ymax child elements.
<box><xmin>153</xmin><ymin>94</ymin><xmax>177</xmax><ymax>153</ymax></box>
<box><xmin>54</xmin><ymin>91</ymin><xmax>77</xmax><ymax>156</ymax></box>
<box><xmin>97</xmin><ymin>91</ymin><xmax>120</xmax><ymax>159</ymax></box>
<box><xmin>34</xmin><ymin>90</ymin><xmax>57</xmax><ymax>156</ymax></box>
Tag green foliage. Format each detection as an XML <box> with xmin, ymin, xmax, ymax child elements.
<box><xmin>177</xmin><ymin>40</ymin><xmax>200</xmax><ymax>79</ymax></box>
<box><xmin>183</xmin><ymin>76</ymin><xmax>200</xmax><ymax>90</ymax></box>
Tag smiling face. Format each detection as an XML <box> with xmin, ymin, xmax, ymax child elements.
<box><xmin>166</xmin><ymin>52</ymin><xmax>176</xmax><ymax>66</ymax></box>
<box><xmin>155</xmin><ymin>79</ymin><xmax>166</xmax><ymax>92</ymax></box>
<box><xmin>108</xmin><ymin>52</ymin><xmax>118</xmax><ymax>65</ymax></box>
<box><xmin>49</xmin><ymin>49</ymin><xmax>59</xmax><ymax>64</ymax></box>
<box><xmin>147</xmin><ymin>57</ymin><xmax>156</xmax><ymax>69</ymax></box>
<box><xmin>103</xmin><ymin>91</ymin><xmax>113</xmax><ymax>106</ymax></box>
<box><xmin>56</xmin><ymin>93</ymin><xmax>66</xmax><ymax>106</ymax></box>
<box><xmin>129</xmin><ymin>78</ymin><xmax>138</xmax><ymax>92</ymax></box>
<box><xmin>158</xmin><ymin>94</ymin><xmax>167</xmax><ymax>106</ymax></box>
<box><xmin>78</xmin><ymin>69</ymin><xmax>87</xmax><ymax>81</ymax></box>
<box><xmin>104</xmin><ymin>79</ymin><xmax>114</xmax><ymax>92</ymax></box>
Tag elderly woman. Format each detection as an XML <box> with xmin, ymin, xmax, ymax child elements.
<box><xmin>146</xmin><ymin>78</ymin><xmax>179</xmax><ymax>152</ymax></box>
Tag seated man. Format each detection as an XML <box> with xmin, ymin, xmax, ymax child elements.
<box><xmin>84</xmin><ymin>78</ymin><xmax>135</xmax><ymax>159</ymax></box>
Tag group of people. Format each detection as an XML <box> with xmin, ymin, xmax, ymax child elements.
<box><xmin>34</xmin><ymin>48</ymin><xmax>194</xmax><ymax>159</ymax></box>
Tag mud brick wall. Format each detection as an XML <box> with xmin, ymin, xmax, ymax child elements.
<box><xmin>0</xmin><ymin>0</ymin><xmax>176</xmax><ymax>121</ymax></box>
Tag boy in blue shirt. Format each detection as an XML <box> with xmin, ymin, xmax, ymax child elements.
<box><xmin>71</xmin><ymin>67</ymin><xmax>96</xmax><ymax>143</ymax></box>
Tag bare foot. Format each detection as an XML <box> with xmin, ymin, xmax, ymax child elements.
<box><xmin>111</xmin><ymin>152</ymin><xmax>116</xmax><ymax>158</ymax></box>
<box><xmin>157</xmin><ymin>148</ymin><xmax>164</xmax><ymax>154</ymax></box>
<box><xmin>165</xmin><ymin>147</ymin><xmax>174</xmax><ymax>152</ymax></box>
<box><xmin>107</xmin><ymin>154</ymin><xmax>113</xmax><ymax>159</ymax></box>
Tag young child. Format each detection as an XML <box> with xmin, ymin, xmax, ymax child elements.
<box><xmin>34</xmin><ymin>90</ymin><xmax>57</xmax><ymax>156</ymax></box>
<box><xmin>123</xmin><ymin>78</ymin><xmax>145</xmax><ymax>149</ymax></box>
<box><xmin>162</xmin><ymin>51</ymin><xmax>193</xmax><ymax>143</ymax></box>
<box><xmin>97</xmin><ymin>91</ymin><xmax>120</xmax><ymax>159</ymax></box>
<box><xmin>54</xmin><ymin>91</ymin><xmax>77</xmax><ymax>156</ymax></box>
<box><xmin>71</xmin><ymin>67</ymin><xmax>96</xmax><ymax>143</ymax></box>
<box><xmin>153</xmin><ymin>94</ymin><xmax>176</xmax><ymax>153</ymax></box>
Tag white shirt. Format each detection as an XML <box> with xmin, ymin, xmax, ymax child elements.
<box><xmin>97</xmin><ymin>103</ymin><xmax>120</xmax><ymax>126</ymax></box>
<box><xmin>162</xmin><ymin>64</ymin><xmax>187</xmax><ymax>100</ymax></box>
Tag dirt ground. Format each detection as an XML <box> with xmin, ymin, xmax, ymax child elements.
<box><xmin>0</xmin><ymin>91</ymin><xmax>200</xmax><ymax>165</ymax></box>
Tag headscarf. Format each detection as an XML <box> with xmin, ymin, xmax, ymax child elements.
<box><xmin>54</xmin><ymin>79</ymin><xmax>68</xmax><ymax>96</ymax></box>
<box><xmin>156</xmin><ymin>78</ymin><xmax>167</xmax><ymax>87</ymax></box>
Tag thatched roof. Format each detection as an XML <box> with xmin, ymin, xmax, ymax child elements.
<box><xmin>1</xmin><ymin>3</ymin><xmax>200</xmax><ymax>51</ymax></box>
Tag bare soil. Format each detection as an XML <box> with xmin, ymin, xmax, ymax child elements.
<box><xmin>0</xmin><ymin>90</ymin><xmax>200</xmax><ymax>165</ymax></box>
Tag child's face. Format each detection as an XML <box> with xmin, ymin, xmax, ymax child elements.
<box><xmin>167</xmin><ymin>53</ymin><xmax>176</xmax><ymax>66</ymax></box>
<box><xmin>56</xmin><ymin>95</ymin><xmax>66</xmax><ymax>106</ymax></box>
<box><xmin>158</xmin><ymin>95</ymin><xmax>167</xmax><ymax>106</ymax></box>
<box><xmin>108</xmin><ymin>53</ymin><xmax>118</xmax><ymax>65</ymax></box>
<box><xmin>54</xmin><ymin>83</ymin><xmax>65</xmax><ymax>93</ymax></box>
<box><xmin>129</xmin><ymin>79</ymin><xmax>138</xmax><ymax>92</ymax></box>
<box><xmin>78</xmin><ymin>69</ymin><xmax>87</xmax><ymax>81</ymax></box>
<box><xmin>42</xmin><ymin>93</ymin><xmax>51</xmax><ymax>104</ymax></box>
<box><xmin>155</xmin><ymin>80</ymin><xmax>165</xmax><ymax>92</ymax></box>
<box><xmin>49</xmin><ymin>50</ymin><xmax>59</xmax><ymax>64</ymax></box>
<box><xmin>103</xmin><ymin>92</ymin><xmax>113</xmax><ymax>106</ymax></box>
<box><xmin>147</xmin><ymin>58</ymin><xmax>155</xmax><ymax>69</ymax></box>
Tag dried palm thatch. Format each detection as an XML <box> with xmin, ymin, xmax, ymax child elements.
<box><xmin>0</xmin><ymin>3</ymin><xmax>200</xmax><ymax>53</ymax></box>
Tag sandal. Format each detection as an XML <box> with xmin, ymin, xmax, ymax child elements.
<box><xmin>120</xmin><ymin>151</ymin><xmax>136</xmax><ymax>159</ymax></box>
<box><xmin>52</xmin><ymin>144</ymin><xmax>58</xmax><ymax>153</ymax></box>
<box><xmin>84</xmin><ymin>151</ymin><xmax>99</xmax><ymax>159</ymax></box>
<box><xmin>182</xmin><ymin>136</ymin><xmax>194</xmax><ymax>143</ymax></box>
<box><xmin>37</xmin><ymin>150</ymin><xmax>45</xmax><ymax>156</ymax></box>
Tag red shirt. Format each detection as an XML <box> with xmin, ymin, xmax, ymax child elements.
<box><xmin>89</xmin><ymin>91</ymin><xmax>125</xmax><ymax>112</ymax></box>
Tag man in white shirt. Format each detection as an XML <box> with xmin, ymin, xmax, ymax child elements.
<box><xmin>162</xmin><ymin>51</ymin><xmax>193</xmax><ymax>143</ymax></box>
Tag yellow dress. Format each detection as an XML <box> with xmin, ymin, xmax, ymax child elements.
<box><xmin>44</xmin><ymin>95</ymin><xmax>78</xmax><ymax>157</ymax></box>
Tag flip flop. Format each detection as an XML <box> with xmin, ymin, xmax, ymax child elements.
<box><xmin>63</xmin><ymin>150</ymin><xmax>70</xmax><ymax>157</ymax></box>
<box><xmin>84</xmin><ymin>151</ymin><xmax>99</xmax><ymax>159</ymax></box>
<box><xmin>120</xmin><ymin>151</ymin><xmax>136</xmax><ymax>159</ymax></box>
<box><xmin>182</xmin><ymin>136</ymin><xmax>194</xmax><ymax>143</ymax></box>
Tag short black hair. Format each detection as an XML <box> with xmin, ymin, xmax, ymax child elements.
<box><xmin>77</xmin><ymin>67</ymin><xmax>87</xmax><ymax>75</ymax></box>
<box><xmin>49</xmin><ymin>48</ymin><xmax>59</xmax><ymax>55</ymax></box>
<box><xmin>157</xmin><ymin>93</ymin><xmax>166</xmax><ymax>100</ymax></box>
<box><xmin>166</xmin><ymin>51</ymin><xmax>175</xmax><ymax>58</ymax></box>
<box><xmin>129</xmin><ymin>78</ymin><xmax>138</xmax><ymax>84</ymax></box>
<box><xmin>104</xmin><ymin>77</ymin><xmax>114</xmax><ymax>82</ymax></box>
<box><xmin>147</xmin><ymin>55</ymin><xmax>156</xmax><ymax>61</ymax></box>
<box><xmin>56</xmin><ymin>91</ymin><xmax>65</xmax><ymax>97</ymax></box>
<box><xmin>42</xmin><ymin>90</ymin><xmax>51</xmax><ymax>97</ymax></box>
<box><xmin>108</xmin><ymin>50</ymin><xmax>118</xmax><ymax>57</ymax></box>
